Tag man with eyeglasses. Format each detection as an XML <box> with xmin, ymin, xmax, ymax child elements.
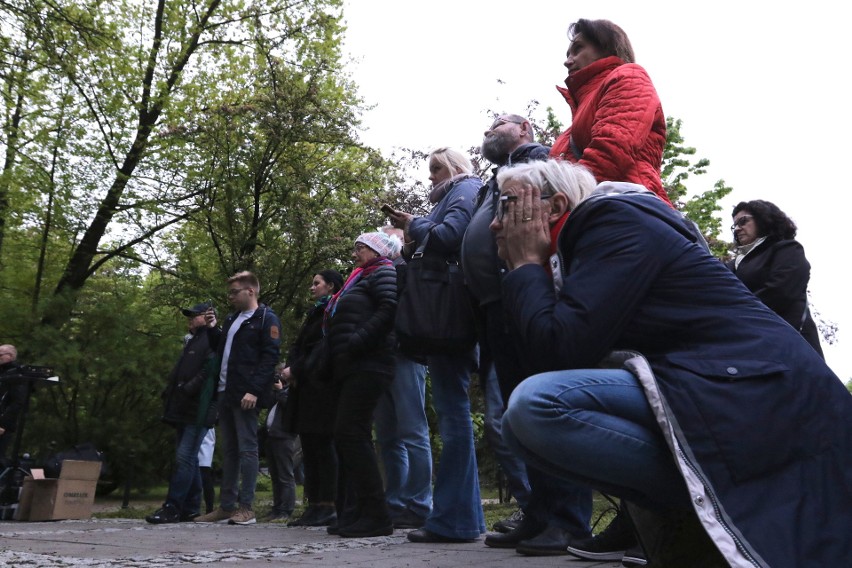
<box><xmin>195</xmin><ymin>271</ymin><xmax>281</xmax><ymax>526</ymax></box>
<box><xmin>461</xmin><ymin>115</ymin><xmax>594</xmax><ymax>557</ymax></box>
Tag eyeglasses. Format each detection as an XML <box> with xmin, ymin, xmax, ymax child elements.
<box><xmin>730</xmin><ymin>215</ymin><xmax>753</xmax><ymax>231</ymax></box>
<box><xmin>487</xmin><ymin>117</ymin><xmax>525</xmax><ymax>132</ymax></box>
<box><xmin>227</xmin><ymin>287</ymin><xmax>249</xmax><ymax>297</ymax></box>
<box><xmin>353</xmin><ymin>243</ymin><xmax>369</xmax><ymax>253</ymax></box>
<box><xmin>495</xmin><ymin>193</ymin><xmax>553</xmax><ymax>222</ymax></box>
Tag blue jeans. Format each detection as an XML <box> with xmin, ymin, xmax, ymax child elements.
<box><xmin>503</xmin><ymin>369</ymin><xmax>689</xmax><ymax>510</ymax></box>
<box><xmin>480</xmin><ymin>302</ymin><xmax>589</xmax><ymax>533</ymax></box>
<box><xmin>374</xmin><ymin>353</ymin><xmax>433</xmax><ymax>518</ymax></box>
<box><xmin>424</xmin><ymin>350</ymin><xmax>485</xmax><ymax>539</ymax></box>
<box><xmin>218</xmin><ymin>399</ymin><xmax>260</xmax><ymax>510</ymax></box>
<box><xmin>166</xmin><ymin>425</ymin><xmax>209</xmax><ymax>515</ymax></box>
<box><xmin>482</xmin><ymin>365</ymin><xmax>530</xmax><ymax>509</ymax></box>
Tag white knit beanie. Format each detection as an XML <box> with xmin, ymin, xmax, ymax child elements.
<box><xmin>355</xmin><ymin>231</ymin><xmax>402</xmax><ymax>258</ymax></box>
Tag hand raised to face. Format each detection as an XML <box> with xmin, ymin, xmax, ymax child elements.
<box><xmin>490</xmin><ymin>181</ymin><xmax>552</xmax><ymax>270</ymax></box>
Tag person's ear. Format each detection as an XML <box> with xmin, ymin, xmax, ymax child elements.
<box><xmin>548</xmin><ymin>193</ymin><xmax>570</xmax><ymax>224</ymax></box>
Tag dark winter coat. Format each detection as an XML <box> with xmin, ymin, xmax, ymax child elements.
<box><xmin>502</xmin><ymin>184</ymin><xmax>852</xmax><ymax>567</ymax></box>
<box><xmin>212</xmin><ymin>304</ymin><xmax>282</xmax><ymax>408</ymax></box>
<box><xmin>161</xmin><ymin>327</ymin><xmax>217</xmax><ymax>427</ymax></box>
<box><xmin>282</xmin><ymin>301</ymin><xmax>335</xmax><ymax>434</ymax></box>
<box><xmin>0</xmin><ymin>362</ymin><xmax>25</xmax><ymax>433</ymax></box>
<box><xmin>461</xmin><ymin>143</ymin><xmax>550</xmax><ymax>308</ymax></box>
<box><xmin>726</xmin><ymin>238</ymin><xmax>823</xmax><ymax>356</ymax></box>
<box><xmin>326</xmin><ymin>265</ymin><xmax>397</xmax><ymax>381</ymax></box>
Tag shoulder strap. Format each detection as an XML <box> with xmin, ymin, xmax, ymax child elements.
<box><xmin>411</xmin><ymin>232</ymin><xmax>431</xmax><ymax>258</ymax></box>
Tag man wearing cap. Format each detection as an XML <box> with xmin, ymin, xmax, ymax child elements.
<box><xmin>147</xmin><ymin>302</ymin><xmax>219</xmax><ymax>524</ymax></box>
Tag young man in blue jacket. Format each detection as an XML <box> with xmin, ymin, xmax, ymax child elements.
<box><xmin>195</xmin><ymin>271</ymin><xmax>281</xmax><ymax>525</ymax></box>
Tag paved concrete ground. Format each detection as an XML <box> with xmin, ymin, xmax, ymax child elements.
<box><xmin>0</xmin><ymin>519</ymin><xmax>624</xmax><ymax>567</ymax></box>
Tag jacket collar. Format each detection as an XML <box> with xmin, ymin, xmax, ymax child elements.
<box><xmin>556</xmin><ymin>55</ymin><xmax>625</xmax><ymax>110</ymax></box>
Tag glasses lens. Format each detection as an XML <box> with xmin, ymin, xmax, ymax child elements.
<box><xmin>496</xmin><ymin>195</ymin><xmax>517</xmax><ymax>221</ymax></box>
<box><xmin>731</xmin><ymin>215</ymin><xmax>752</xmax><ymax>231</ymax></box>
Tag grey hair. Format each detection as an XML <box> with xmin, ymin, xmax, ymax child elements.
<box><xmin>502</xmin><ymin>114</ymin><xmax>535</xmax><ymax>142</ymax></box>
<box><xmin>496</xmin><ymin>159</ymin><xmax>597</xmax><ymax>210</ymax></box>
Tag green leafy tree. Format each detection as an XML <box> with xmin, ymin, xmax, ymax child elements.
<box><xmin>661</xmin><ymin>117</ymin><xmax>733</xmax><ymax>257</ymax></box>
<box><xmin>0</xmin><ymin>0</ymin><xmax>398</xmax><ymax>487</ymax></box>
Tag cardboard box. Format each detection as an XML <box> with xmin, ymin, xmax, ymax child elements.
<box><xmin>15</xmin><ymin>460</ymin><xmax>101</xmax><ymax>521</ymax></box>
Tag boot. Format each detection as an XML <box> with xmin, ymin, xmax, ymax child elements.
<box><xmin>288</xmin><ymin>505</ymin><xmax>318</xmax><ymax>527</ymax></box>
<box><xmin>622</xmin><ymin>501</ymin><xmax>728</xmax><ymax>568</ymax></box>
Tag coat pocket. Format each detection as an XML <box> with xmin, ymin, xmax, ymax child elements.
<box><xmin>662</xmin><ymin>356</ymin><xmax>819</xmax><ymax>483</ymax></box>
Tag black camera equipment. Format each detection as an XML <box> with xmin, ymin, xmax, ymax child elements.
<box><xmin>0</xmin><ymin>365</ymin><xmax>58</xmax><ymax>519</ymax></box>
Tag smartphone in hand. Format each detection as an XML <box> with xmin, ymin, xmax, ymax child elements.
<box><xmin>381</xmin><ymin>204</ymin><xmax>396</xmax><ymax>216</ymax></box>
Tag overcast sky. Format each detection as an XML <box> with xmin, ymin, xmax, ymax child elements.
<box><xmin>339</xmin><ymin>0</ymin><xmax>850</xmax><ymax>380</ymax></box>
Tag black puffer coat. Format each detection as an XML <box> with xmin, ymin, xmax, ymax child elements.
<box><xmin>326</xmin><ymin>264</ymin><xmax>397</xmax><ymax>381</ymax></box>
<box><xmin>161</xmin><ymin>327</ymin><xmax>216</xmax><ymax>427</ymax></box>
<box><xmin>281</xmin><ymin>301</ymin><xmax>335</xmax><ymax>434</ymax></box>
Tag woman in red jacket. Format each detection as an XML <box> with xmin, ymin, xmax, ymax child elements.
<box><xmin>549</xmin><ymin>18</ymin><xmax>671</xmax><ymax>564</ymax></box>
<box><xmin>551</xmin><ymin>18</ymin><xmax>672</xmax><ymax>207</ymax></box>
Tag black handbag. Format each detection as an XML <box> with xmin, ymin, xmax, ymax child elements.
<box><xmin>395</xmin><ymin>232</ymin><xmax>477</xmax><ymax>358</ymax></box>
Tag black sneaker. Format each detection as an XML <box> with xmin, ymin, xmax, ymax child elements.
<box><xmin>390</xmin><ymin>508</ymin><xmax>427</xmax><ymax>529</ymax></box>
<box><xmin>304</xmin><ymin>505</ymin><xmax>337</xmax><ymax>527</ymax></box>
<box><xmin>567</xmin><ymin>509</ymin><xmax>636</xmax><ymax>561</ymax></box>
<box><xmin>621</xmin><ymin>544</ymin><xmax>648</xmax><ymax>567</ymax></box>
<box><xmin>287</xmin><ymin>505</ymin><xmax>317</xmax><ymax>526</ymax></box>
<box><xmin>145</xmin><ymin>503</ymin><xmax>180</xmax><ymax>524</ymax></box>
<box><xmin>492</xmin><ymin>509</ymin><xmax>524</xmax><ymax>533</ymax></box>
<box><xmin>337</xmin><ymin>516</ymin><xmax>394</xmax><ymax>538</ymax></box>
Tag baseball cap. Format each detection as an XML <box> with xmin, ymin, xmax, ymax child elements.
<box><xmin>181</xmin><ymin>301</ymin><xmax>213</xmax><ymax>317</ymax></box>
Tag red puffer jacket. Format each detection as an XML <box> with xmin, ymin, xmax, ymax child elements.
<box><xmin>550</xmin><ymin>56</ymin><xmax>672</xmax><ymax>206</ymax></box>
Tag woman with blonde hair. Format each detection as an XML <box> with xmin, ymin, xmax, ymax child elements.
<box><xmin>387</xmin><ymin>147</ymin><xmax>485</xmax><ymax>543</ymax></box>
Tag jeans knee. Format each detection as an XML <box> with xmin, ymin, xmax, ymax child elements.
<box><xmin>238</xmin><ymin>450</ymin><xmax>258</xmax><ymax>461</ymax></box>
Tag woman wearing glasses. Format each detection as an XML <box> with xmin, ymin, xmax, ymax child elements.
<box><xmin>727</xmin><ymin>200</ymin><xmax>823</xmax><ymax>356</ymax></box>
<box><xmin>550</xmin><ymin>18</ymin><xmax>672</xmax><ymax>207</ymax></box>
<box><xmin>491</xmin><ymin>160</ymin><xmax>851</xmax><ymax>567</ymax></box>
<box><xmin>386</xmin><ymin>147</ymin><xmax>485</xmax><ymax>543</ymax></box>
<box><xmin>324</xmin><ymin>231</ymin><xmax>400</xmax><ymax>538</ymax></box>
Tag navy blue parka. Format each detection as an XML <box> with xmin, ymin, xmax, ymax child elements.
<box><xmin>211</xmin><ymin>304</ymin><xmax>281</xmax><ymax>409</ymax></box>
<box><xmin>502</xmin><ymin>185</ymin><xmax>852</xmax><ymax>567</ymax></box>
